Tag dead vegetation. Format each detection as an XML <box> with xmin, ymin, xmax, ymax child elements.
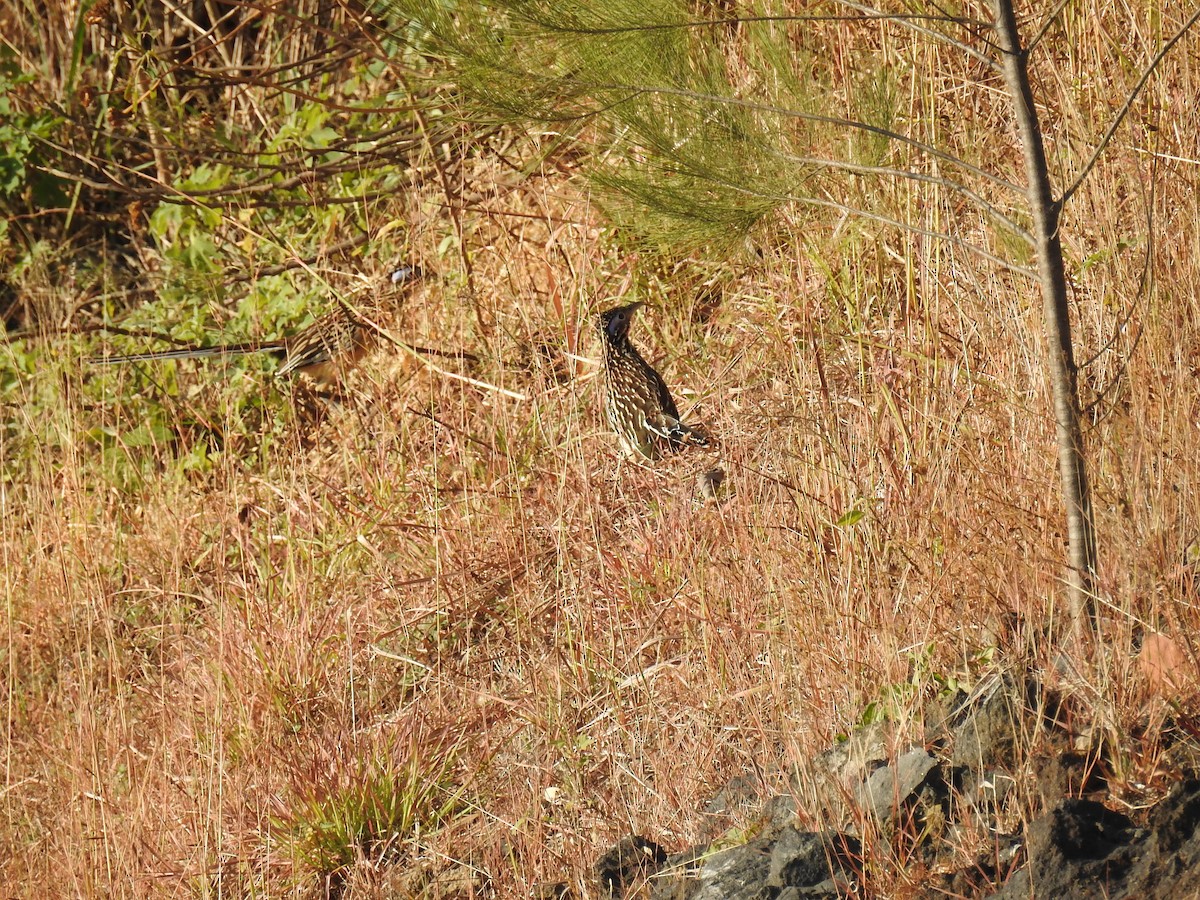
<box><xmin>3</xmin><ymin>1</ymin><xmax>1200</xmax><ymax>897</ymax></box>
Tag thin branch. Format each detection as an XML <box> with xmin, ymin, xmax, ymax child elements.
<box><xmin>224</xmin><ymin>235</ymin><xmax>374</xmax><ymax>283</ymax></box>
<box><xmin>1077</xmin><ymin>226</ymin><xmax>1153</xmax><ymax>374</ymax></box>
<box><xmin>46</xmin><ymin>114</ymin><xmax>429</xmax><ymax>167</ymax></box>
<box><xmin>12</xmin><ymin>324</ymin><xmax>194</xmax><ymax>347</ymax></box>
<box><xmin>776</xmin><ymin>153</ymin><xmax>1031</xmax><ymax>242</ymax></box>
<box><xmin>345</xmin><ymin>304</ymin><xmax>526</xmax><ymax>401</ymax></box>
<box><xmin>996</xmin><ymin>0</ymin><xmax>1097</xmax><ymax>638</ymax></box>
<box><xmin>1079</xmin><ymin>124</ymin><xmax>1160</xmax><ymax>424</ymax></box>
<box><xmin>381</xmin><ymin>331</ymin><xmax>527</xmax><ymax>400</ymax></box>
<box><xmin>1098</xmin><ymin>124</ymin><xmax>1161</xmax><ymax>377</ymax></box>
<box><xmin>407</xmin><ymin>407</ymin><xmax>501</xmax><ymax>454</ymax></box>
<box><xmin>519</xmin><ymin>4</ymin><xmax>997</xmax><ymax>70</ymax></box>
<box><xmin>1063</xmin><ymin>6</ymin><xmax>1200</xmax><ymax>204</ymax></box>
<box><xmin>525</xmin><ymin>10</ymin><xmax>986</xmax><ymax>35</ymax></box>
<box><xmin>1027</xmin><ymin>0</ymin><xmax>1073</xmax><ymax>54</ymax></box>
<box><xmin>405</xmin><ymin>344</ymin><xmax>480</xmax><ymax>362</ymax></box>
<box><xmin>403</xmin><ymin>71</ymin><xmax>486</xmax><ymax>333</ymax></box>
<box><xmin>624</xmin><ymin>152</ymin><xmax>1033</xmax><ymax>276</ymax></box>
<box><xmin>831</xmin><ymin>0</ymin><xmax>998</xmax><ymax>71</ymax></box>
<box><xmin>798</xmin><ymin>194</ymin><xmax>1035</xmax><ymax>277</ymax></box>
<box><xmin>583</xmin><ymin>82</ymin><xmax>1025</xmax><ymax>195</ymax></box>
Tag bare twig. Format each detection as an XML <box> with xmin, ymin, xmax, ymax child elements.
<box><xmin>1062</xmin><ymin>7</ymin><xmax>1200</xmax><ymax>205</ymax></box>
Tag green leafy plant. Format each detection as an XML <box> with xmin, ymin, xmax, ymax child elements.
<box><xmin>0</xmin><ymin>63</ymin><xmax>65</xmax><ymax>216</ymax></box>
<box><xmin>274</xmin><ymin>737</ymin><xmax>466</xmax><ymax>889</ymax></box>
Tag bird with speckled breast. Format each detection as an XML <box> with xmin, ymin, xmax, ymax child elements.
<box><xmin>596</xmin><ymin>301</ymin><xmax>712</xmax><ymax>460</ymax></box>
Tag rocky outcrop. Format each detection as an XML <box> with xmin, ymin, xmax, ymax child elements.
<box><xmin>572</xmin><ymin>674</ymin><xmax>1200</xmax><ymax>899</ymax></box>
<box><xmin>990</xmin><ymin>783</ymin><xmax>1200</xmax><ymax>899</ymax></box>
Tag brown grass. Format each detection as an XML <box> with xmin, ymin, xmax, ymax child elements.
<box><xmin>5</xmin><ymin>2</ymin><xmax>1200</xmax><ymax>897</ymax></box>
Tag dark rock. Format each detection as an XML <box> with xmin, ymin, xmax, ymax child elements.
<box><xmin>595</xmin><ymin>835</ymin><xmax>668</xmax><ymax>899</ymax></box>
<box><xmin>638</xmin><ymin>679</ymin><xmax>1200</xmax><ymax>900</ymax></box>
<box><xmin>1032</xmin><ymin>751</ymin><xmax>1102</xmax><ymax>806</ymax></box>
<box><xmin>1029</xmin><ymin>799</ymin><xmax>1135</xmax><ymax>861</ymax></box>
<box><xmin>1125</xmin><ymin>779</ymin><xmax>1200</xmax><ymax>898</ymax></box>
<box><xmin>768</xmin><ymin>826</ymin><xmax>860</xmax><ymax>894</ymax></box>
<box><xmin>988</xmin><ymin>799</ymin><xmax>1140</xmax><ymax>899</ymax></box>
<box><xmin>947</xmin><ymin>674</ymin><xmax>1096</xmax><ymax>829</ymax></box>
<box><xmin>1146</xmin><ymin>778</ymin><xmax>1200</xmax><ymax>855</ymax></box>
<box><xmin>684</xmin><ymin>833</ymin><xmax>773</xmax><ymax>900</ymax></box>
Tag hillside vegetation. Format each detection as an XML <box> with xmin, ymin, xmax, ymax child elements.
<box><xmin>2</xmin><ymin>1</ymin><xmax>1199</xmax><ymax>896</ymax></box>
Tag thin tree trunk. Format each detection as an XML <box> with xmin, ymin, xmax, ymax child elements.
<box><xmin>994</xmin><ymin>0</ymin><xmax>1098</xmax><ymax>641</ymax></box>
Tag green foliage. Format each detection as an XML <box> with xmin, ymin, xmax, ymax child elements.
<box><xmin>274</xmin><ymin>740</ymin><xmax>465</xmax><ymax>885</ymax></box>
<box><xmin>391</xmin><ymin>0</ymin><xmax>829</xmax><ymax>250</ymax></box>
<box><xmin>0</xmin><ymin>340</ymin><xmax>42</xmax><ymax>485</ymax></box>
<box><xmin>852</xmin><ymin>644</ymin><xmax>996</xmax><ymax>732</ymax></box>
<box><xmin>2</xmin><ymin>4</ymin><xmax>446</xmax><ymax>498</ymax></box>
<box><xmin>0</xmin><ymin>62</ymin><xmax>66</xmax><ymax>214</ymax></box>
<box><xmin>835</xmin><ymin>506</ymin><xmax>866</xmax><ymax>528</ymax></box>
<box><xmin>858</xmin><ymin>680</ymin><xmax>916</xmax><ymax>729</ymax></box>
<box><xmin>82</xmin><ymin>80</ymin><xmax>418</xmax><ymax>477</ymax></box>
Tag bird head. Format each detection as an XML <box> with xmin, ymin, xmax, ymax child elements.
<box><xmin>598</xmin><ymin>302</ymin><xmax>643</xmax><ymax>343</ymax></box>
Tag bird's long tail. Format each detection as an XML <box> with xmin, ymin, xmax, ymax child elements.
<box><xmin>90</xmin><ymin>342</ymin><xmax>279</xmax><ymax>365</ymax></box>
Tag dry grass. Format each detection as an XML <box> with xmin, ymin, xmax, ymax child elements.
<box><xmin>5</xmin><ymin>2</ymin><xmax>1200</xmax><ymax>897</ymax></box>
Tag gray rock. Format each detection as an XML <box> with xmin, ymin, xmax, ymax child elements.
<box><xmin>683</xmin><ymin>826</ymin><xmax>859</xmax><ymax>900</ymax></box>
<box><xmin>951</xmin><ymin>676</ymin><xmax>1025</xmax><ymax>774</ymax></box>
<box><xmin>811</xmin><ymin>723</ymin><xmax>889</xmax><ymax>789</ymax></box>
<box><xmin>856</xmin><ymin>748</ymin><xmax>938</xmax><ymax>826</ymax></box>
<box><xmin>803</xmin><ymin>722</ymin><xmax>891</xmax><ymax>827</ymax></box>
<box><xmin>763</xmin><ymin>793</ymin><xmax>799</xmax><ymax>830</ymax></box>
<box><xmin>687</xmin><ymin>837</ymin><xmax>773</xmax><ymax>900</ymax></box>
<box><xmin>704</xmin><ymin>773</ymin><xmax>767</xmax><ymax>819</ymax></box>
<box><xmin>618</xmin><ymin>678</ymin><xmax>1200</xmax><ymax>900</ymax></box>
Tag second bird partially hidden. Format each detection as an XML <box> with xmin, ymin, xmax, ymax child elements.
<box><xmin>91</xmin><ymin>265</ymin><xmax>425</xmax><ymax>386</ymax></box>
<box><xmin>597</xmin><ymin>302</ymin><xmax>712</xmax><ymax>460</ymax></box>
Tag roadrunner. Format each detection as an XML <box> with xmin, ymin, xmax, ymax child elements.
<box><xmin>597</xmin><ymin>301</ymin><xmax>712</xmax><ymax>460</ymax></box>
<box><xmin>91</xmin><ymin>266</ymin><xmax>423</xmax><ymax>386</ymax></box>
